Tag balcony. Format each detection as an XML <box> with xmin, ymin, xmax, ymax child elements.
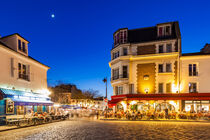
<box><xmin>111</xmin><ymin>74</ymin><xmax>129</xmax><ymax>82</ymax></box>
<box><xmin>18</xmin><ymin>73</ymin><xmax>30</xmax><ymax>81</ymax></box>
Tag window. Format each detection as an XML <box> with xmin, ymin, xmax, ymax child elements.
<box><xmin>122</xmin><ymin>66</ymin><xmax>128</xmax><ymax>78</ymax></box>
<box><xmin>118</xmin><ymin>86</ymin><xmax>123</xmax><ymax>95</ymax></box>
<box><xmin>158</xmin><ymin>83</ymin><xmax>163</xmax><ymax>93</ymax></box>
<box><xmin>115</xmin><ymin>86</ymin><xmax>118</xmax><ymax>95</ymax></box>
<box><xmin>129</xmin><ymin>84</ymin><xmax>134</xmax><ymax>94</ymax></box>
<box><xmin>166</xmin><ymin>83</ymin><xmax>171</xmax><ymax>93</ymax></box>
<box><xmin>17</xmin><ymin>106</ymin><xmax>24</xmax><ymax>115</ymax></box>
<box><xmin>116</xmin><ymin>33</ymin><xmax>119</xmax><ymax>44</ymax></box>
<box><xmin>158</xmin><ymin>64</ymin><xmax>163</xmax><ymax>73</ymax></box>
<box><xmin>112</xmin><ymin>68</ymin><xmax>119</xmax><ymax>80</ymax></box>
<box><xmin>22</xmin><ymin>42</ymin><xmax>26</xmax><ymax>52</ymax></box>
<box><xmin>166</xmin><ymin>63</ymin><xmax>172</xmax><ymax>72</ymax></box>
<box><xmin>112</xmin><ymin>51</ymin><xmax>120</xmax><ymax>60</ymax></box>
<box><xmin>159</xmin><ymin>27</ymin><xmax>163</xmax><ymax>36</ymax></box>
<box><xmin>165</xmin><ymin>26</ymin><xmax>171</xmax><ymax>35</ymax></box>
<box><xmin>120</xmin><ymin>31</ymin><xmax>123</xmax><ymax>43</ymax></box>
<box><xmin>18</xmin><ymin>63</ymin><xmax>30</xmax><ymax>81</ymax></box>
<box><xmin>114</xmin><ymin>30</ymin><xmax>127</xmax><ymax>46</ymax></box>
<box><xmin>18</xmin><ymin>40</ymin><xmax>21</xmax><ymax>50</ymax></box>
<box><xmin>189</xmin><ymin>64</ymin><xmax>197</xmax><ymax>76</ymax></box>
<box><xmin>166</xmin><ymin>44</ymin><xmax>172</xmax><ymax>52</ymax></box>
<box><xmin>189</xmin><ymin>83</ymin><xmax>197</xmax><ymax>93</ymax></box>
<box><xmin>159</xmin><ymin>45</ymin><xmax>164</xmax><ymax>53</ymax></box>
<box><xmin>123</xmin><ymin>48</ymin><xmax>128</xmax><ymax>56</ymax></box>
<box><xmin>18</xmin><ymin>40</ymin><xmax>27</xmax><ymax>53</ymax></box>
<box><xmin>124</xmin><ymin>31</ymin><xmax>127</xmax><ymax>43</ymax></box>
<box><xmin>115</xmin><ymin>86</ymin><xmax>123</xmax><ymax>95</ymax></box>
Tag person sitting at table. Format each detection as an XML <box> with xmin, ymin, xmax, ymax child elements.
<box><xmin>34</xmin><ymin>112</ymin><xmax>38</xmax><ymax>116</ymax></box>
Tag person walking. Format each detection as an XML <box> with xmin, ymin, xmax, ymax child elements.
<box><xmin>165</xmin><ymin>108</ymin><xmax>169</xmax><ymax>119</ymax></box>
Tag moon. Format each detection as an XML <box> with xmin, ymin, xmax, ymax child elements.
<box><xmin>51</xmin><ymin>14</ymin><xmax>55</xmax><ymax>18</ymax></box>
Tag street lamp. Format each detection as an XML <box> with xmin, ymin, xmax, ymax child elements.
<box><xmin>103</xmin><ymin>77</ymin><xmax>107</xmax><ymax>99</ymax></box>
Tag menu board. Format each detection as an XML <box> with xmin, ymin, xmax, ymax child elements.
<box><xmin>6</xmin><ymin>99</ymin><xmax>14</xmax><ymax>114</ymax></box>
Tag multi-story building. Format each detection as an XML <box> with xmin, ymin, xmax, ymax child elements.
<box><xmin>109</xmin><ymin>22</ymin><xmax>210</xmax><ymax>112</ymax></box>
<box><xmin>0</xmin><ymin>33</ymin><xmax>52</xmax><ymax>117</ymax></box>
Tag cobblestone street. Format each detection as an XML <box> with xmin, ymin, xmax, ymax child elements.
<box><xmin>0</xmin><ymin>119</ymin><xmax>210</xmax><ymax>140</ymax></box>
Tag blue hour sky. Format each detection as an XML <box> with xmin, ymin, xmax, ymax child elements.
<box><xmin>1</xmin><ymin>0</ymin><xmax>210</xmax><ymax>99</ymax></box>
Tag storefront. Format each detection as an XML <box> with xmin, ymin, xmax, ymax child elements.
<box><xmin>109</xmin><ymin>93</ymin><xmax>210</xmax><ymax>113</ymax></box>
<box><xmin>0</xmin><ymin>88</ymin><xmax>53</xmax><ymax>116</ymax></box>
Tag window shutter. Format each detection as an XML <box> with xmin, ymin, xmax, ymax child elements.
<box><xmin>10</xmin><ymin>58</ymin><xmax>14</xmax><ymax>77</ymax></box>
<box><xmin>27</xmin><ymin>65</ymin><xmax>30</xmax><ymax>81</ymax></box>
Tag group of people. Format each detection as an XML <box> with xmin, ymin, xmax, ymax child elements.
<box><xmin>104</xmin><ymin>109</ymin><xmax>210</xmax><ymax>120</ymax></box>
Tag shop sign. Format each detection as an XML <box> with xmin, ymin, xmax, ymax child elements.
<box><xmin>6</xmin><ymin>99</ymin><xmax>14</xmax><ymax>114</ymax></box>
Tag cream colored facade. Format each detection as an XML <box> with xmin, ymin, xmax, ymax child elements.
<box><xmin>109</xmin><ymin>22</ymin><xmax>210</xmax><ymax>112</ymax></box>
<box><xmin>0</xmin><ymin>33</ymin><xmax>50</xmax><ymax>94</ymax></box>
<box><xmin>110</xmin><ymin>40</ymin><xmax>180</xmax><ymax>95</ymax></box>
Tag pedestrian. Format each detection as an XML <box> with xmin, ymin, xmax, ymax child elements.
<box><xmin>96</xmin><ymin>111</ymin><xmax>99</xmax><ymax>119</ymax></box>
<box><xmin>165</xmin><ymin>108</ymin><xmax>169</xmax><ymax>119</ymax></box>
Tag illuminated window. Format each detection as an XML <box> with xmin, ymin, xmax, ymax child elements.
<box><xmin>18</xmin><ymin>63</ymin><xmax>30</xmax><ymax>81</ymax></box>
<box><xmin>17</xmin><ymin>106</ymin><xmax>24</xmax><ymax>115</ymax></box>
<box><xmin>189</xmin><ymin>83</ymin><xmax>197</xmax><ymax>93</ymax></box>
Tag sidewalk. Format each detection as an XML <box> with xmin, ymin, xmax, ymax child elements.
<box><xmin>100</xmin><ymin>118</ymin><xmax>210</xmax><ymax>123</ymax></box>
<box><xmin>0</xmin><ymin>125</ymin><xmax>17</xmax><ymax>132</ymax></box>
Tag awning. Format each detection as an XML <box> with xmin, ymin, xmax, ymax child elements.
<box><xmin>111</xmin><ymin>93</ymin><xmax>210</xmax><ymax>101</ymax></box>
<box><xmin>11</xmin><ymin>98</ymin><xmax>53</xmax><ymax>106</ymax></box>
<box><xmin>0</xmin><ymin>88</ymin><xmax>53</xmax><ymax>106</ymax></box>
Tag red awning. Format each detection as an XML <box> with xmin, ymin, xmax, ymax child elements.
<box><xmin>110</xmin><ymin>93</ymin><xmax>210</xmax><ymax>103</ymax></box>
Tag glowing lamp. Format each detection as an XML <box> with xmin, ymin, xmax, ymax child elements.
<box><xmin>144</xmin><ymin>88</ymin><xmax>149</xmax><ymax>94</ymax></box>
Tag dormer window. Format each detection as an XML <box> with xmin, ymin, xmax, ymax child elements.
<box><xmin>158</xmin><ymin>27</ymin><xmax>163</xmax><ymax>36</ymax></box>
<box><xmin>158</xmin><ymin>25</ymin><xmax>171</xmax><ymax>37</ymax></box>
<box><xmin>165</xmin><ymin>26</ymin><xmax>171</xmax><ymax>35</ymax></box>
<box><xmin>18</xmin><ymin>40</ymin><xmax>21</xmax><ymax>50</ymax></box>
<box><xmin>114</xmin><ymin>29</ymin><xmax>127</xmax><ymax>47</ymax></box>
<box><xmin>22</xmin><ymin>42</ymin><xmax>26</xmax><ymax>52</ymax></box>
<box><xmin>18</xmin><ymin>40</ymin><xmax>27</xmax><ymax>54</ymax></box>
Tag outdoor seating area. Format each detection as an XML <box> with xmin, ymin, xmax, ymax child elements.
<box><xmin>103</xmin><ymin>110</ymin><xmax>210</xmax><ymax>121</ymax></box>
<box><xmin>5</xmin><ymin>112</ymin><xmax>70</xmax><ymax>127</ymax></box>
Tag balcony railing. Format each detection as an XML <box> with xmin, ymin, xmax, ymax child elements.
<box><xmin>19</xmin><ymin>73</ymin><xmax>30</xmax><ymax>81</ymax></box>
<box><xmin>111</xmin><ymin>74</ymin><xmax>129</xmax><ymax>81</ymax></box>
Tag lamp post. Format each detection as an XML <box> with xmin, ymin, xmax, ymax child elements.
<box><xmin>103</xmin><ymin>77</ymin><xmax>107</xmax><ymax>99</ymax></box>
<box><xmin>103</xmin><ymin>77</ymin><xmax>108</xmax><ymax>117</ymax></box>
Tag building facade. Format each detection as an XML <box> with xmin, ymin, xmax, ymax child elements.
<box><xmin>0</xmin><ymin>33</ymin><xmax>52</xmax><ymax>117</ymax></box>
<box><xmin>109</xmin><ymin>22</ymin><xmax>210</xmax><ymax>112</ymax></box>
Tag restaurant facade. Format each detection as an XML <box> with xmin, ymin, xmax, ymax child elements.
<box><xmin>109</xmin><ymin>21</ymin><xmax>210</xmax><ymax>113</ymax></box>
<box><xmin>0</xmin><ymin>33</ymin><xmax>52</xmax><ymax>118</ymax></box>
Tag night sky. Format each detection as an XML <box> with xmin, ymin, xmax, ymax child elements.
<box><xmin>1</xmin><ymin>0</ymin><xmax>210</xmax><ymax>99</ymax></box>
